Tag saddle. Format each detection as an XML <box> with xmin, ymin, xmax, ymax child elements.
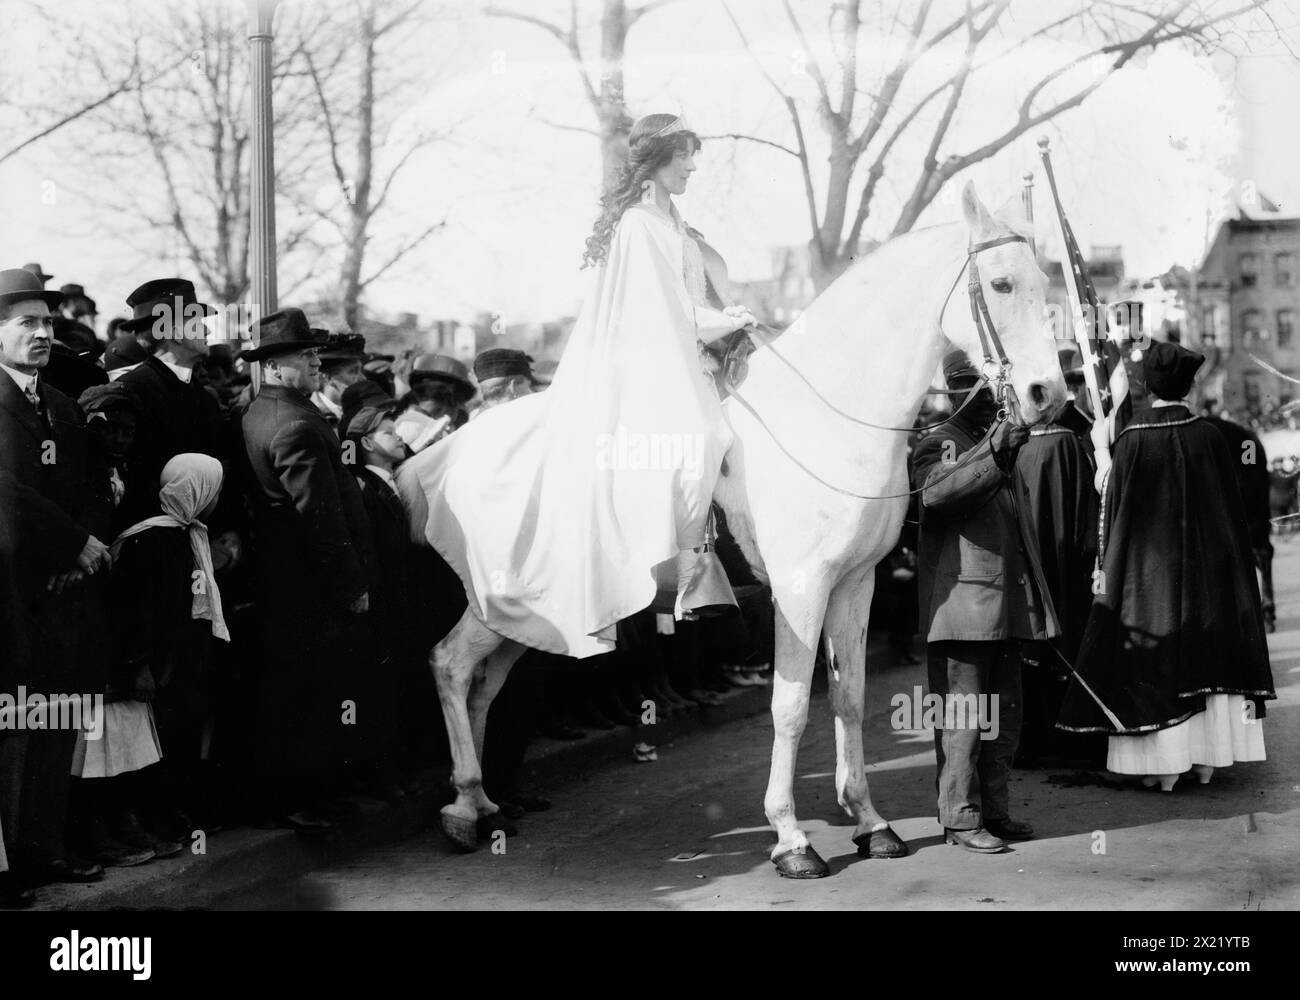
<box><xmin>703</xmin><ymin>328</ymin><xmax>757</xmax><ymax>399</ymax></box>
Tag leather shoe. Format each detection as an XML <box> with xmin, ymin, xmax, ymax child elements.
<box><xmin>944</xmin><ymin>827</ymin><xmax>1007</xmax><ymax>853</ymax></box>
<box><xmin>30</xmin><ymin>859</ymin><xmax>105</xmax><ymax>885</ymax></box>
<box><xmin>984</xmin><ymin>818</ymin><xmax>1034</xmax><ymax>841</ymax></box>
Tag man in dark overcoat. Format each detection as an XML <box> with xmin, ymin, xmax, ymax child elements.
<box><xmin>115</xmin><ymin>278</ymin><xmax>226</xmax><ymax>528</ymax></box>
<box><xmin>0</xmin><ymin>268</ymin><xmax>110</xmax><ymax>904</ymax></box>
<box><xmin>240</xmin><ymin>309</ymin><xmax>372</xmax><ymax>831</ymax></box>
<box><xmin>912</xmin><ymin>351</ymin><xmax>1059</xmax><ymax>854</ymax></box>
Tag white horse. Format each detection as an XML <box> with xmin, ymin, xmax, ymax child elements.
<box><xmin>398</xmin><ymin>182</ymin><xmax>1065</xmax><ymax>876</ymax></box>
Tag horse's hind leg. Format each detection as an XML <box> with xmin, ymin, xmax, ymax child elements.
<box><xmin>430</xmin><ymin>608</ymin><xmax>506</xmax><ymax>850</ymax></box>
<box><xmin>467</xmin><ymin>639</ymin><xmax>526</xmax><ymax>818</ymax></box>
<box><xmin>824</xmin><ymin>571</ymin><xmax>904</xmax><ymax>858</ymax></box>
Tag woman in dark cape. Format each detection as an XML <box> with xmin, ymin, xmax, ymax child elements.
<box><xmin>1056</xmin><ymin>342</ymin><xmax>1275</xmax><ymax>790</ymax></box>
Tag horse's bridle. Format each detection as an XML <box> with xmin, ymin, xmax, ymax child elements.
<box><xmin>939</xmin><ymin>232</ymin><xmax>1031</xmax><ymax>425</ymax></box>
<box><xmin>727</xmin><ymin>233</ymin><xmax>1033</xmax><ymax>501</ymax></box>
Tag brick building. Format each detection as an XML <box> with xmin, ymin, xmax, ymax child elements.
<box><xmin>1195</xmin><ymin>210</ymin><xmax>1300</xmax><ymax>416</ymax></box>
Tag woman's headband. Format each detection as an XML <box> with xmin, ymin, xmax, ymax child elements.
<box><xmin>640</xmin><ymin>115</ymin><xmax>691</xmax><ymax>141</ymax></box>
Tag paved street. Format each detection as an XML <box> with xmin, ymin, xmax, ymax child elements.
<box><xmin>218</xmin><ymin>540</ymin><xmax>1300</xmax><ymax>911</ymax></box>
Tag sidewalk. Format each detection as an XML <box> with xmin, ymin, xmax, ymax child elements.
<box><xmin>35</xmin><ymin>665</ymin><xmax>785</xmax><ymax>910</ymax></box>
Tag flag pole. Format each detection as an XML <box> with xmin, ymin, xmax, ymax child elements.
<box><xmin>1021</xmin><ymin>170</ymin><xmax>1036</xmax><ymax>260</ymax></box>
<box><xmin>1037</xmin><ymin>137</ymin><xmax>1109</xmax><ymax>446</ymax></box>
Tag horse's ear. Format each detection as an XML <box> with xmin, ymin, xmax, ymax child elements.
<box><xmin>961</xmin><ymin>181</ymin><xmax>996</xmax><ymax>239</ymax></box>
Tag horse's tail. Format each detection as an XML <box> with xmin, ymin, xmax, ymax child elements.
<box><xmin>395</xmin><ymin>457</ymin><xmax>432</xmax><ymax>546</ymax></box>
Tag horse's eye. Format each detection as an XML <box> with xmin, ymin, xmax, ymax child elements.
<box><xmin>991</xmin><ymin>278</ymin><xmax>1012</xmax><ymax>294</ymax></box>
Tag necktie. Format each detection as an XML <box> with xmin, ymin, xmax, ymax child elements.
<box><xmin>24</xmin><ymin>378</ymin><xmax>41</xmax><ymax>412</ymax></box>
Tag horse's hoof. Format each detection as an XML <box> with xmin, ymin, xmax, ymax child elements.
<box><xmin>772</xmin><ymin>846</ymin><xmax>830</xmax><ymax>879</ymax></box>
<box><xmin>476</xmin><ymin>811</ymin><xmax>517</xmax><ymax>841</ymax></box>
<box><xmin>853</xmin><ymin>825</ymin><xmax>909</xmax><ymax>859</ymax></box>
<box><xmin>439</xmin><ymin>810</ymin><xmax>479</xmax><ymax>853</ymax></box>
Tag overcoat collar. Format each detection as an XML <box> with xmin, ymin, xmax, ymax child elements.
<box><xmin>0</xmin><ymin>365</ymin><xmax>47</xmax><ymax>441</ymax></box>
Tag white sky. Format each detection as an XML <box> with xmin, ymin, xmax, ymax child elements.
<box><xmin>2</xmin><ymin>0</ymin><xmax>1298</xmax><ymax>325</ymax></box>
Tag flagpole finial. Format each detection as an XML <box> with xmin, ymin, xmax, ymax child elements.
<box><xmin>1036</xmin><ymin>135</ymin><xmax>1051</xmax><ymax>152</ymax></box>
<box><xmin>1022</xmin><ymin>171</ymin><xmax>1034</xmax><ymax>185</ymax></box>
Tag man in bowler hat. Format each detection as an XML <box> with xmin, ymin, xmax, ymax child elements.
<box><xmin>0</xmin><ymin>268</ymin><xmax>109</xmax><ymax>905</ymax></box>
<box><xmin>115</xmin><ymin>278</ymin><xmax>225</xmax><ymax>528</ymax></box>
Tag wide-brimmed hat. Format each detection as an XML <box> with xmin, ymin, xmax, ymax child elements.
<box><xmin>239</xmin><ymin>308</ymin><xmax>328</xmax><ymax>362</ymax></box>
<box><xmin>319</xmin><ymin>332</ymin><xmax>368</xmax><ymax>366</ymax></box>
<box><xmin>410</xmin><ymin>353</ymin><xmax>475</xmax><ymax>403</ymax></box>
<box><xmin>119</xmin><ymin>278</ymin><xmax>216</xmax><ymax>335</ymax></box>
<box><xmin>0</xmin><ymin>268</ymin><xmax>64</xmax><ymax>311</ymax></box>
<box><xmin>474</xmin><ymin>348</ymin><xmax>541</xmax><ymax>386</ymax></box>
<box><xmin>22</xmin><ymin>262</ymin><xmax>54</xmax><ymax>285</ymax></box>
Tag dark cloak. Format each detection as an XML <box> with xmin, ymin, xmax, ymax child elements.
<box><xmin>1057</xmin><ymin>404</ymin><xmax>1275</xmax><ymax>733</ymax></box>
<box><xmin>1013</xmin><ymin>403</ymin><xmax>1098</xmax><ymax>660</ymax></box>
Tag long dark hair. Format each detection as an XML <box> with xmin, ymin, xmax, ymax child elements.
<box><xmin>581</xmin><ymin>113</ymin><xmax>701</xmax><ymax>270</ymax></box>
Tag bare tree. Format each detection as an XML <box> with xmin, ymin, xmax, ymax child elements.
<box><xmin>721</xmin><ymin>0</ymin><xmax>1281</xmax><ymax>290</ymax></box>
<box><xmin>487</xmin><ymin>0</ymin><xmax>677</xmax><ymax>191</ymax></box>
<box><xmin>41</xmin><ymin>0</ymin><xmax>331</xmax><ymax>305</ymax></box>
<box><xmin>298</xmin><ymin>0</ymin><xmax>464</xmax><ymax>329</ymax></box>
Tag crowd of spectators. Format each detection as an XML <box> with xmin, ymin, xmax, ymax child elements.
<box><xmin>0</xmin><ymin>264</ymin><xmax>778</xmax><ymax>909</ymax></box>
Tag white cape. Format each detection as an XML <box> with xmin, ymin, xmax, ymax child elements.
<box><xmin>401</xmin><ymin>203</ymin><xmax>731</xmax><ymax>658</ymax></box>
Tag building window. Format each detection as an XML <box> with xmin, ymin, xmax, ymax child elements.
<box><xmin>1240</xmin><ymin>252</ymin><xmax>1259</xmax><ymax>287</ymax></box>
<box><xmin>1279</xmin><ymin>309</ymin><xmax>1295</xmax><ymax>348</ymax></box>
<box><xmin>1277</xmin><ymin>253</ymin><xmax>1295</xmax><ymax>288</ymax></box>
<box><xmin>1200</xmin><ymin>303</ymin><xmax>1217</xmax><ymax>343</ymax></box>
<box><xmin>1242</xmin><ymin>308</ymin><xmax>1264</xmax><ymax>345</ymax></box>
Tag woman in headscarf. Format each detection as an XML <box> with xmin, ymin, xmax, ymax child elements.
<box><xmin>89</xmin><ymin>453</ymin><xmax>229</xmax><ymax>858</ymax></box>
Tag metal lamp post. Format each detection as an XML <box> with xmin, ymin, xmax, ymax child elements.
<box><xmin>247</xmin><ymin>0</ymin><xmax>278</xmax><ymax>393</ymax></box>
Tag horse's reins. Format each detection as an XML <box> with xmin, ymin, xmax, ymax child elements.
<box><xmin>727</xmin><ymin>234</ymin><xmax>1030</xmax><ymax>502</ymax></box>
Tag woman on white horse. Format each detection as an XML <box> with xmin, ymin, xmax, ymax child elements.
<box><xmin>405</xmin><ymin>112</ymin><xmax>756</xmax><ymax>659</ymax></box>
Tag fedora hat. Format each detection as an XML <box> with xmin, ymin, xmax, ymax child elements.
<box><xmin>410</xmin><ymin>353</ymin><xmax>475</xmax><ymax>403</ymax></box>
<box><xmin>239</xmin><ymin>308</ymin><xmax>328</xmax><ymax>362</ymax></box>
<box><xmin>119</xmin><ymin>277</ymin><xmax>215</xmax><ymax>335</ymax></box>
<box><xmin>0</xmin><ymin>268</ymin><xmax>64</xmax><ymax>312</ymax></box>
<box><xmin>22</xmin><ymin>262</ymin><xmax>54</xmax><ymax>286</ymax></box>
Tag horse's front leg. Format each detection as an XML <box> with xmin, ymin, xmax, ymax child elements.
<box><xmin>824</xmin><ymin>571</ymin><xmax>907</xmax><ymax>859</ymax></box>
<box><xmin>430</xmin><ymin>609</ymin><xmax>506</xmax><ymax>851</ymax></box>
<box><xmin>765</xmin><ymin>581</ymin><xmax>829</xmax><ymax>878</ymax></box>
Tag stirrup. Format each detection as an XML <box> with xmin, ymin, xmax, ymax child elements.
<box><xmin>674</xmin><ymin>512</ymin><xmax>737</xmax><ymax>620</ymax></box>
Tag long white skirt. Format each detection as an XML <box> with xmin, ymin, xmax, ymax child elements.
<box><xmin>1107</xmin><ymin>694</ymin><xmax>1266</xmax><ymax>775</ymax></box>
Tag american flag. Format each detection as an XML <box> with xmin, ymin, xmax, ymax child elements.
<box><xmin>1039</xmin><ymin>144</ymin><xmax>1138</xmax><ymax>445</ymax></box>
